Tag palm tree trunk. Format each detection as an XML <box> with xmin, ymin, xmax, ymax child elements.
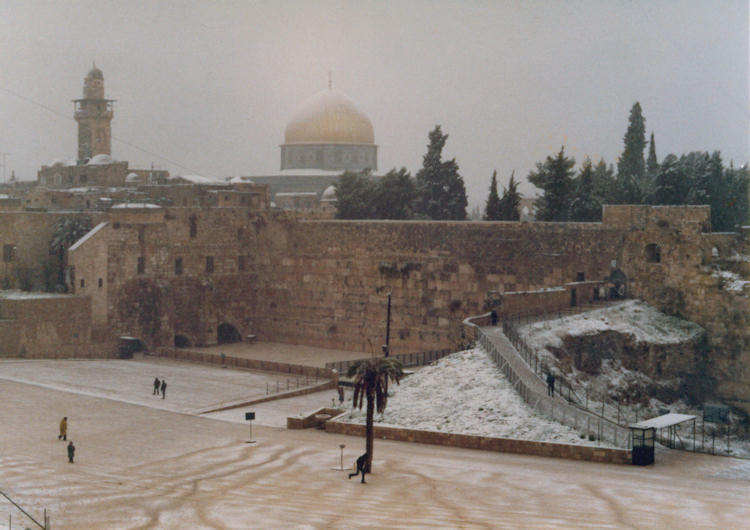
<box><xmin>365</xmin><ymin>388</ymin><xmax>374</xmax><ymax>473</ymax></box>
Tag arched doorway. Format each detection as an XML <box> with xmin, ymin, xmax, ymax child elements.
<box><xmin>610</xmin><ymin>269</ymin><xmax>628</xmax><ymax>299</ymax></box>
<box><xmin>174</xmin><ymin>334</ymin><xmax>192</xmax><ymax>348</ymax></box>
<box><xmin>217</xmin><ymin>323</ymin><xmax>242</xmax><ymax>344</ymax></box>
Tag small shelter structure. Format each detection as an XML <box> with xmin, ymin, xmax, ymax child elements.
<box><xmin>629</xmin><ymin>413</ymin><xmax>696</xmax><ymax>465</ymax></box>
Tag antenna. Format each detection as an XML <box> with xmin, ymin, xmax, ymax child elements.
<box><xmin>328</xmin><ymin>70</ymin><xmax>332</xmax><ymax>90</ymax></box>
<box><xmin>0</xmin><ymin>152</ymin><xmax>9</xmax><ymax>183</ymax></box>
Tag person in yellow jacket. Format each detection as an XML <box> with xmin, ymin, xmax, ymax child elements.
<box><xmin>58</xmin><ymin>417</ymin><xmax>67</xmax><ymax>441</ymax></box>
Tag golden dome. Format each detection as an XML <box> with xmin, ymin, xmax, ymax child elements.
<box><xmin>284</xmin><ymin>89</ymin><xmax>374</xmax><ymax>145</ymax></box>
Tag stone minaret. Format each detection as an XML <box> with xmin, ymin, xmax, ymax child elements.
<box><xmin>73</xmin><ymin>64</ymin><xmax>114</xmax><ymax>163</ymax></box>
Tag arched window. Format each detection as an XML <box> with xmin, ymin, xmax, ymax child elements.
<box><xmin>189</xmin><ymin>215</ymin><xmax>197</xmax><ymax>238</ymax></box>
<box><xmin>645</xmin><ymin>243</ymin><xmax>661</xmax><ymax>263</ymax></box>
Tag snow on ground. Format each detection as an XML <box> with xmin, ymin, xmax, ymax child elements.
<box><xmin>520</xmin><ymin>300</ymin><xmax>704</xmax><ymax>355</ymax></box>
<box><xmin>339</xmin><ymin>348</ymin><xmax>604</xmax><ymax>446</ymax></box>
<box><xmin>515</xmin><ymin>301</ymin><xmax>750</xmax><ymax>458</ymax></box>
<box><xmin>711</xmin><ymin>268</ymin><xmax>750</xmax><ymax>293</ymax></box>
<box><xmin>0</xmin><ymin>358</ymin><xmax>326</xmax><ymax>417</ymax></box>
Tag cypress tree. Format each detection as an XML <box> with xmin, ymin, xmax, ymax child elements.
<box><xmin>616</xmin><ymin>102</ymin><xmax>647</xmax><ymax>203</ymax></box>
<box><xmin>483</xmin><ymin>170</ymin><xmax>502</xmax><ymax>220</ymax></box>
<box><xmin>647</xmin><ymin>132</ymin><xmax>659</xmax><ymax>177</ymax></box>
<box><xmin>498</xmin><ymin>172</ymin><xmax>521</xmax><ymax>221</ymax></box>
<box><xmin>415</xmin><ymin>126</ymin><xmax>468</xmax><ymax>220</ymax></box>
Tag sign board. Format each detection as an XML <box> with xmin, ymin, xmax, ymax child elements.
<box><xmin>245</xmin><ymin>412</ymin><xmax>255</xmax><ymax>421</ymax></box>
<box><xmin>704</xmin><ymin>403</ymin><xmax>729</xmax><ymax>424</ymax></box>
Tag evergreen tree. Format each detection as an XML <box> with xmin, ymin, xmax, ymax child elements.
<box><xmin>591</xmin><ymin>158</ymin><xmax>616</xmax><ymax>204</ymax></box>
<box><xmin>415</xmin><ymin>125</ymin><xmax>468</xmax><ymax>220</ymax></box>
<box><xmin>653</xmin><ymin>154</ymin><xmax>687</xmax><ymax>205</ymax></box>
<box><xmin>615</xmin><ymin>102</ymin><xmax>648</xmax><ymax>203</ymax></box>
<box><xmin>372</xmin><ymin>168</ymin><xmax>415</xmax><ymax>219</ymax></box>
<box><xmin>334</xmin><ymin>170</ymin><xmax>375</xmax><ymax>219</ymax></box>
<box><xmin>646</xmin><ymin>132</ymin><xmax>659</xmax><ymax>178</ymax></box>
<box><xmin>483</xmin><ymin>170</ymin><xmax>502</xmax><ymax>220</ymax></box>
<box><xmin>569</xmin><ymin>158</ymin><xmax>602</xmax><ymax>221</ymax></box>
<box><xmin>725</xmin><ymin>163</ymin><xmax>749</xmax><ymax>229</ymax></box>
<box><xmin>527</xmin><ymin>146</ymin><xmax>576</xmax><ymax>221</ymax></box>
<box><xmin>498</xmin><ymin>171</ymin><xmax>521</xmax><ymax>221</ymax></box>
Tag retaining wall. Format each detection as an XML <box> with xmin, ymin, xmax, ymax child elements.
<box><xmin>325</xmin><ymin>418</ymin><xmax>630</xmax><ymax>464</ymax></box>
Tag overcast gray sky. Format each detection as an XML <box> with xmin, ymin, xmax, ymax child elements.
<box><xmin>1</xmin><ymin>0</ymin><xmax>747</xmax><ymax>208</ymax></box>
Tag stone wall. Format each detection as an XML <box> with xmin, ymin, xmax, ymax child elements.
<box><xmin>0</xmin><ymin>293</ymin><xmax>110</xmax><ymax>357</ymax></box>
<box><xmin>325</xmin><ymin>417</ymin><xmax>631</xmax><ymax>464</ymax></box>
<box><xmin>0</xmin><ymin>211</ymin><xmax>100</xmax><ymax>291</ymax></box>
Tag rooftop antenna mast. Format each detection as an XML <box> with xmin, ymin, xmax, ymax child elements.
<box><xmin>0</xmin><ymin>152</ymin><xmax>9</xmax><ymax>183</ymax></box>
<box><xmin>328</xmin><ymin>70</ymin><xmax>332</xmax><ymax>90</ymax></box>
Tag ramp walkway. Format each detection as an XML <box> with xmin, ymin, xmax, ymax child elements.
<box><xmin>478</xmin><ymin>325</ymin><xmax>631</xmax><ymax>449</ymax></box>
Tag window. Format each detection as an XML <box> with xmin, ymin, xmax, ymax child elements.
<box><xmin>206</xmin><ymin>256</ymin><xmax>214</xmax><ymax>273</ymax></box>
<box><xmin>576</xmin><ymin>272</ymin><xmax>585</xmax><ymax>282</ymax></box>
<box><xmin>645</xmin><ymin>243</ymin><xmax>661</xmax><ymax>263</ymax></box>
<box><xmin>98</xmin><ymin>278</ymin><xmax>103</xmax><ymax>288</ymax></box>
<box><xmin>175</xmin><ymin>257</ymin><xmax>183</xmax><ymax>275</ymax></box>
<box><xmin>137</xmin><ymin>257</ymin><xmax>145</xmax><ymax>274</ymax></box>
<box><xmin>138</xmin><ymin>227</ymin><xmax>145</xmax><ymax>243</ymax></box>
<box><xmin>189</xmin><ymin>215</ymin><xmax>197</xmax><ymax>238</ymax></box>
<box><xmin>80</xmin><ymin>279</ymin><xmax>85</xmax><ymax>288</ymax></box>
<box><xmin>238</xmin><ymin>255</ymin><xmax>246</xmax><ymax>271</ymax></box>
<box><xmin>3</xmin><ymin>244</ymin><xmax>16</xmax><ymax>263</ymax></box>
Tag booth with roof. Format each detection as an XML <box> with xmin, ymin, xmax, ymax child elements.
<box><xmin>629</xmin><ymin>413</ymin><xmax>696</xmax><ymax>465</ymax></box>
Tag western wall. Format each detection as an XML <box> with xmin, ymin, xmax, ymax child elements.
<box><xmin>1</xmin><ymin>200</ymin><xmax>748</xmax><ymax>414</ymax></box>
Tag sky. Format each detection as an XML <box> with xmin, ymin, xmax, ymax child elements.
<box><xmin>0</xmin><ymin>0</ymin><xmax>748</xmax><ymax>209</ymax></box>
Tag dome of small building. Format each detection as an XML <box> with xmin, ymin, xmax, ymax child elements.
<box><xmin>284</xmin><ymin>89</ymin><xmax>374</xmax><ymax>145</ymax></box>
<box><xmin>321</xmin><ymin>185</ymin><xmax>337</xmax><ymax>201</ymax></box>
<box><xmin>125</xmin><ymin>172</ymin><xmax>139</xmax><ymax>183</ymax></box>
<box><xmin>88</xmin><ymin>64</ymin><xmax>103</xmax><ymax>80</ymax></box>
<box><xmin>87</xmin><ymin>154</ymin><xmax>115</xmax><ymax>165</ymax></box>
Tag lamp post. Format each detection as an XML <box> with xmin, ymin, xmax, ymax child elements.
<box><xmin>381</xmin><ymin>288</ymin><xmax>391</xmax><ymax>357</ymax></box>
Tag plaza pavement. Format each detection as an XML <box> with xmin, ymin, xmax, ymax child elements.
<box><xmin>0</xmin><ymin>352</ymin><xmax>749</xmax><ymax>528</ymax></box>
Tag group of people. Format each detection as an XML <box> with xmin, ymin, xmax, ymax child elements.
<box><xmin>153</xmin><ymin>377</ymin><xmax>167</xmax><ymax>398</ymax></box>
<box><xmin>58</xmin><ymin>417</ymin><xmax>75</xmax><ymax>463</ymax></box>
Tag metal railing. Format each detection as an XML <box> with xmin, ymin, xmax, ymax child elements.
<box><xmin>478</xmin><ymin>328</ymin><xmax>632</xmax><ymax>449</ymax></box>
<box><xmin>326</xmin><ymin>348</ymin><xmax>453</xmax><ymax>376</ymax></box>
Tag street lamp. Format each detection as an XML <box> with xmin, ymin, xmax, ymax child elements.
<box><xmin>380</xmin><ymin>287</ymin><xmax>392</xmax><ymax>357</ymax></box>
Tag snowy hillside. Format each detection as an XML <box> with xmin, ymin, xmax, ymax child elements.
<box><xmin>339</xmin><ymin>348</ymin><xmax>607</xmax><ymax>446</ymax></box>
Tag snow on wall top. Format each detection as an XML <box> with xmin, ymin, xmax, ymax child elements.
<box><xmin>69</xmin><ymin>221</ymin><xmax>108</xmax><ymax>251</ymax></box>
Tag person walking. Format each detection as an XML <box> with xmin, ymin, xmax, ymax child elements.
<box><xmin>67</xmin><ymin>441</ymin><xmax>75</xmax><ymax>463</ymax></box>
<box><xmin>546</xmin><ymin>373</ymin><xmax>555</xmax><ymax>397</ymax></box>
<box><xmin>58</xmin><ymin>417</ymin><xmax>67</xmax><ymax>441</ymax></box>
<box><xmin>153</xmin><ymin>377</ymin><xmax>160</xmax><ymax>395</ymax></box>
<box><xmin>348</xmin><ymin>453</ymin><xmax>368</xmax><ymax>483</ymax></box>
<box><xmin>160</xmin><ymin>379</ymin><xmax>167</xmax><ymax>399</ymax></box>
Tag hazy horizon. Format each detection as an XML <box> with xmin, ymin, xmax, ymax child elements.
<box><xmin>1</xmin><ymin>0</ymin><xmax>747</xmax><ymax>209</ymax></box>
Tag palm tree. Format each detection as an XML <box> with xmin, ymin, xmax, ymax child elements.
<box><xmin>348</xmin><ymin>357</ymin><xmax>404</xmax><ymax>472</ymax></box>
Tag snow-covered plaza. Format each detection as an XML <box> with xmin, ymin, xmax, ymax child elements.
<box><xmin>1</xmin><ymin>354</ymin><xmax>749</xmax><ymax>528</ymax></box>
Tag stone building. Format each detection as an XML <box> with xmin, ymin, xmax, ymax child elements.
<box><xmin>37</xmin><ymin>66</ymin><xmax>169</xmax><ymax>189</ymax></box>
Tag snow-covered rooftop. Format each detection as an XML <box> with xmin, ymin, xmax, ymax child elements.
<box><xmin>110</xmin><ymin>203</ymin><xmax>161</xmax><ymax>209</ymax></box>
<box><xmin>87</xmin><ymin>154</ymin><xmax>116</xmax><ymax>165</ymax></box>
<box><xmin>276</xmin><ymin>192</ymin><xmax>318</xmax><ymax>197</ymax></box>
<box><xmin>169</xmin><ymin>174</ymin><xmax>221</xmax><ymax>185</ymax></box>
